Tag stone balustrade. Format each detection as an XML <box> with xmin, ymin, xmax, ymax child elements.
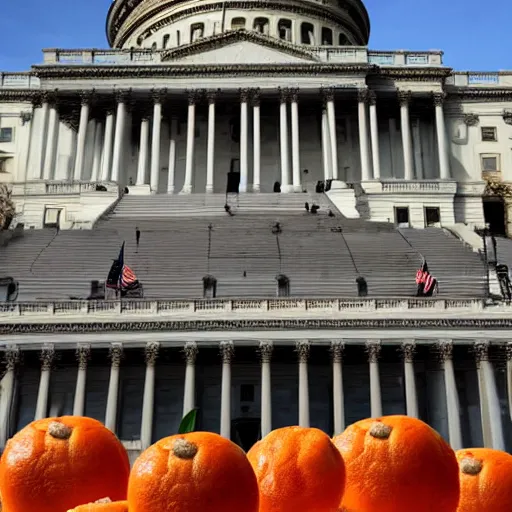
<box><xmin>0</xmin><ymin>297</ymin><xmax>491</xmax><ymax>319</ymax></box>
<box><xmin>446</xmin><ymin>72</ymin><xmax>512</xmax><ymax>87</ymax></box>
<box><xmin>10</xmin><ymin>181</ymin><xmax>120</xmax><ymax>196</ymax></box>
<box><xmin>362</xmin><ymin>180</ymin><xmax>458</xmax><ymax>195</ymax></box>
<box><xmin>0</xmin><ymin>73</ymin><xmax>41</xmax><ymax>88</ymax></box>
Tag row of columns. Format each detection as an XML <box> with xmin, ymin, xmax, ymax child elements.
<box><xmin>1</xmin><ymin>338</ymin><xmax>500</xmax><ymax>450</ymax></box>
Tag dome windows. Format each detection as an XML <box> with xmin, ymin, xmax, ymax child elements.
<box><xmin>300</xmin><ymin>23</ymin><xmax>315</xmax><ymax>45</ymax></box>
<box><xmin>253</xmin><ymin>17</ymin><xmax>269</xmax><ymax>35</ymax></box>
<box><xmin>321</xmin><ymin>27</ymin><xmax>333</xmax><ymax>45</ymax></box>
<box><xmin>231</xmin><ymin>17</ymin><xmax>246</xmax><ymax>30</ymax></box>
<box><xmin>278</xmin><ymin>19</ymin><xmax>292</xmax><ymax>42</ymax></box>
<box><xmin>190</xmin><ymin>22</ymin><xmax>204</xmax><ymax>42</ymax></box>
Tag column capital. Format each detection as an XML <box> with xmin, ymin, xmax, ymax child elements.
<box><xmin>368</xmin><ymin>90</ymin><xmax>377</xmax><ymax>106</ymax></box>
<box><xmin>506</xmin><ymin>342</ymin><xmax>512</xmax><ymax>361</ymax></box>
<box><xmin>20</xmin><ymin>112</ymin><xmax>32</xmax><ymax>125</ymax></box>
<box><xmin>76</xmin><ymin>344</ymin><xmax>91</xmax><ymax>370</ymax></box>
<box><xmin>40</xmin><ymin>344</ymin><xmax>55</xmax><ymax>371</ymax></box>
<box><xmin>109</xmin><ymin>343</ymin><xmax>123</xmax><ymax>369</ymax></box>
<box><xmin>397</xmin><ymin>90</ymin><xmax>412</xmax><ymax>106</ymax></box>
<box><xmin>105</xmin><ymin>107</ymin><xmax>116</xmax><ymax>116</ymax></box>
<box><xmin>79</xmin><ymin>89</ymin><xmax>95</xmax><ymax>106</ymax></box>
<box><xmin>206</xmin><ymin>88</ymin><xmax>221</xmax><ymax>104</ymax></box>
<box><xmin>463</xmin><ymin>113</ymin><xmax>479</xmax><ymax>126</ymax></box>
<box><xmin>474</xmin><ymin>341</ymin><xmax>490</xmax><ymax>367</ymax></box>
<box><xmin>366</xmin><ymin>340</ymin><xmax>381</xmax><ymax>363</ymax></box>
<box><xmin>259</xmin><ymin>341</ymin><xmax>273</xmax><ymax>363</ymax></box>
<box><xmin>41</xmin><ymin>90</ymin><xmax>52</xmax><ymax>104</ymax></box>
<box><xmin>400</xmin><ymin>340</ymin><xmax>416</xmax><ymax>363</ymax></box>
<box><xmin>47</xmin><ymin>90</ymin><xmax>59</xmax><ymax>108</ymax></box>
<box><xmin>4</xmin><ymin>346</ymin><xmax>20</xmax><ymax>371</ymax></box>
<box><xmin>186</xmin><ymin>89</ymin><xmax>198</xmax><ymax>105</ymax></box>
<box><xmin>296</xmin><ymin>340</ymin><xmax>310</xmax><ymax>363</ymax></box>
<box><xmin>289</xmin><ymin>88</ymin><xmax>299</xmax><ymax>103</ymax></box>
<box><xmin>114</xmin><ymin>89</ymin><xmax>131</xmax><ymax>104</ymax></box>
<box><xmin>240</xmin><ymin>88</ymin><xmax>251</xmax><ymax>103</ymax></box>
<box><xmin>251</xmin><ymin>88</ymin><xmax>261</xmax><ymax>107</ymax></box>
<box><xmin>151</xmin><ymin>88</ymin><xmax>167</xmax><ymax>104</ymax></box>
<box><xmin>357</xmin><ymin>88</ymin><xmax>369</xmax><ymax>104</ymax></box>
<box><xmin>432</xmin><ymin>91</ymin><xmax>447</xmax><ymax>107</ymax></box>
<box><xmin>145</xmin><ymin>341</ymin><xmax>160</xmax><ymax>367</ymax></box>
<box><xmin>437</xmin><ymin>339</ymin><xmax>453</xmax><ymax>361</ymax></box>
<box><xmin>184</xmin><ymin>341</ymin><xmax>198</xmax><ymax>365</ymax></box>
<box><xmin>278</xmin><ymin>87</ymin><xmax>289</xmax><ymax>103</ymax></box>
<box><xmin>322</xmin><ymin>87</ymin><xmax>335</xmax><ymax>102</ymax></box>
<box><xmin>330</xmin><ymin>340</ymin><xmax>345</xmax><ymax>363</ymax></box>
<box><xmin>220</xmin><ymin>341</ymin><xmax>234</xmax><ymax>364</ymax></box>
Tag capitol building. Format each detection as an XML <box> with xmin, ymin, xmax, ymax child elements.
<box><xmin>0</xmin><ymin>0</ymin><xmax>512</xmax><ymax>461</ymax></box>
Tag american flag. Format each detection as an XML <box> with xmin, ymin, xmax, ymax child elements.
<box><xmin>416</xmin><ymin>259</ymin><xmax>437</xmax><ymax>295</ymax></box>
<box><xmin>120</xmin><ymin>264</ymin><xmax>138</xmax><ymax>290</ymax></box>
<box><xmin>107</xmin><ymin>242</ymin><xmax>139</xmax><ymax>291</ymax></box>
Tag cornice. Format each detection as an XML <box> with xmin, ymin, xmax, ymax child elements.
<box><xmin>2</xmin><ymin>317</ymin><xmax>512</xmax><ymax>334</ymax></box>
<box><xmin>161</xmin><ymin>30</ymin><xmax>319</xmax><ymax>62</ymax></box>
<box><xmin>33</xmin><ymin>63</ymin><xmax>372</xmax><ymax>80</ymax></box>
<box><xmin>113</xmin><ymin>0</ymin><xmax>368</xmax><ymax>48</ymax></box>
<box><xmin>448</xmin><ymin>87</ymin><xmax>512</xmax><ymax>102</ymax></box>
<box><xmin>0</xmin><ymin>90</ymin><xmax>40</xmax><ymax>103</ymax></box>
<box><xmin>372</xmin><ymin>67</ymin><xmax>453</xmax><ymax>81</ymax></box>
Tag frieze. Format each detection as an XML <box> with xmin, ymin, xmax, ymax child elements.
<box><xmin>5</xmin><ymin>317</ymin><xmax>512</xmax><ymax>334</ymax></box>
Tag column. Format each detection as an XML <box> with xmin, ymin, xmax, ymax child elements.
<box><xmin>321</xmin><ymin>105</ymin><xmax>332</xmax><ymax>180</ymax></box>
<box><xmin>325</xmin><ymin>88</ymin><xmax>339</xmax><ymax>180</ymax></box>
<box><xmin>290</xmin><ymin>88</ymin><xmax>301</xmax><ymax>192</ymax></box>
<box><xmin>73</xmin><ymin>92</ymin><xmax>91</xmax><ymax>181</ymax></box>
<box><xmin>433</xmin><ymin>92</ymin><xmax>451</xmax><ymax>180</ymax></box>
<box><xmin>401</xmin><ymin>341</ymin><xmax>419</xmax><ymax>418</ymax></box>
<box><xmin>368</xmin><ymin>91</ymin><xmax>381</xmax><ymax>181</ymax></box>
<box><xmin>475</xmin><ymin>341</ymin><xmax>505</xmax><ymax>450</ymax></box>
<box><xmin>220</xmin><ymin>341</ymin><xmax>234</xmax><ymax>439</ymax></box>
<box><xmin>259</xmin><ymin>341</ymin><xmax>273</xmax><ymax>437</ymax></box>
<box><xmin>412</xmin><ymin>118</ymin><xmax>424</xmax><ymax>180</ymax></box>
<box><xmin>150</xmin><ymin>89</ymin><xmax>165</xmax><ymax>193</ymax></box>
<box><xmin>398</xmin><ymin>91</ymin><xmax>414</xmax><ymax>181</ymax></box>
<box><xmin>279</xmin><ymin>88</ymin><xmax>290</xmax><ymax>191</ymax></box>
<box><xmin>358</xmin><ymin>89</ymin><xmax>371</xmax><ymax>182</ymax></box>
<box><xmin>331</xmin><ymin>341</ymin><xmax>345</xmax><ymax>435</ymax></box>
<box><xmin>105</xmin><ymin>343</ymin><xmax>123</xmax><ymax>433</ymax></box>
<box><xmin>252</xmin><ymin>90</ymin><xmax>261</xmax><ymax>192</ymax></box>
<box><xmin>183</xmin><ymin>342</ymin><xmax>198</xmax><ymax>417</ymax></box>
<box><xmin>100</xmin><ymin>109</ymin><xmax>115</xmax><ymax>181</ymax></box>
<box><xmin>240</xmin><ymin>88</ymin><xmax>249</xmax><ymax>193</ymax></box>
<box><xmin>0</xmin><ymin>346</ymin><xmax>19</xmax><ymax>448</ymax></box>
<box><xmin>34</xmin><ymin>95</ymin><xmax>49</xmax><ymax>179</ymax></box>
<box><xmin>296</xmin><ymin>340</ymin><xmax>310</xmax><ymax>427</ymax></box>
<box><xmin>35</xmin><ymin>344</ymin><xmax>55</xmax><ymax>420</ymax></box>
<box><xmin>141</xmin><ymin>342</ymin><xmax>159</xmax><ymax>449</ymax></box>
<box><xmin>438</xmin><ymin>340</ymin><xmax>463</xmax><ymax>450</ymax></box>
<box><xmin>182</xmin><ymin>91</ymin><xmax>196</xmax><ymax>194</ymax></box>
<box><xmin>73</xmin><ymin>344</ymin><xmax>90</xmax><ymax>416</ymax></box>
<box><xmin>206</xmin><ymin>90</ymin><xmax>217</xmax><ymax>193</ymax></box>
<box><xmin>43</xmin><ymin>99</ymin><xmax>58</xmax><ymax>181</ymax></box>
<box><xmin>111</xmin><ymin>91</ymin><xmax>127</xmax><ymax>183</ymax></box>
<box><xmin>167</xmin><ymin>117</ymin><xmax>177</xmax><ymax>193</ymax></box>
<box><xmin>507</xmin><ymin>343</ymin><xmax>512</xmax><ymax>422</ymax></box>
<box><xmin>136</xmin><ymin>116</ymin><xmax>150</xmax><ymax>186</ymax></box>
<box><xmin>18</xmin><ymin>111</ymin><xmax>33</xmax><ymax>183</ymax></box>
<box><xmin>366</xmin><ymin>341</ymin><xmax>382</xmax><ymax>418</ymax></box>
<box><xmin>91</xmin><ymin>121</ymin><xmax>104</xmax><ymax>182</ymax></box>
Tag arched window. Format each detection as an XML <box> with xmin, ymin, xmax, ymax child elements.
<box><xmin>321</xmin><ymin>27</ymin><xmax>333</xmax><ymax>45</ymax></box>
<box><xmin>300</xmin><ymin>22</ymin><xmax>315</xmax><ymax>45</ymax></box>
<box><xmin>190</xmin><ymin>23</ymin><xmax>204</xmax><ymax>42</ymax></box>
<box><xmin>162</xmin><ymin>34</ymin><xmax>170</xmax><ymax>49</ymax></box>
<box><xmin>231</xmin><ymin>17</ymin><xmax>246</xmax><ymax>30</ymax></box>
<box><xmin>253</xmin><ymin>17</ymin><xmax>269</xmax><ymax>34</ymax></box>
<box><xmin>278</xmin><ymin>19</ymin><xmax>292</xmax><ymax>42</ymax></box>
<box><xmin>151</xmin><ymin>42</ymin><xmax>157</xmax><ymax>51</ymax></box>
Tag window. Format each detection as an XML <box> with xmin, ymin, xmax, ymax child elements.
<box><xmin>0</xmin><ymin>159</ymin><xmax>6</xmax><ymax>173</ymax></box>
<box><xmin>425</xmin><ymin>207</ymin><xmax>441</xmax><ymax>227</ymax></box>
<box><xmin>176</xmin><ymin>30</ymin><xmax>181</xmax><ymax>46</ymax></box>
<box><xmin>253</xmin><ymin>17</ymin><xmax>269</xmax><ymax>34</ymax></box>
<box><xmin>481</xmin><ymin>126</ymin><xmax>497</xmax><ymax>142</ymax></box>
<box><xmin>321</xmin><ymin>27</ymin><xmax>333</xmax><ymax>45</ymax></box>
<box><xmin>150</xmin><ymin>42</ymin><xmax>157</xmax><ymax>51</ymax></box>
<box><xmin>231</xmin><ymin>17</ymin><xmax>246</xmax><ymax>30</ymax></box>
<box><xmin>162</xmin><ymin>34</ymin><xmax>170</xmax><ymax>49</ymax></box>
<box><xmin>278</xmin><ymin>19</ymin><xmax>292</xmax><ymax>42</ymax></box>
<box><xmin>481</xmin><ymin>154</ymin><xmax>500</xmax><ymax>173</ymax></box>
<box><xmin>0</xmin><ymin>128</ymin><xmax>13</xmax><ymax>143</ymax></box>
<box><xmin>301</xmin><ymin>22</ymin><xmax>315</xmax><ymax>44</ymax></box>
<box><xmin>394</xmin><ymin>206</ymin><xmax>410</xmax><ymax>227</ymax></box>
<box><xmin>190</xmin><ymin>23</ymin><xmax>204</xmax><ymax>42</ymax></box>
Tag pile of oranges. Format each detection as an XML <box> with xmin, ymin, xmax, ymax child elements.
<box><xmin>0</xmin><ymin>414</ymin><xmax>511</xmax><ymax>512</ymax></box>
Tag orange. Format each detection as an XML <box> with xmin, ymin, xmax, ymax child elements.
<box><xmin>128</xmin><ymin>431</ymin><xmax>259</xmax><ymax>512</ymax></box>
<box><xmin>0</xmin><ymin>416</ymin><xmax>130</xmax><ymax>512</ymax></box>
<box><xmin>333</xmin><ymin>415</ymin><xmax>459</xmax><ymax>512</ymax></box>
<box><xmin>247</xmin><ymin>426</ymin><xmax>345</xmax><ymax>512</ymax></box>
<box><xmin>456</xmin><ymin>448</ymin><xmax>512</xmax><ymax>512</ymax></box>
<box><xmin>67</xmin><ymin>498</ymin><xmax>128</xmax><ymax>512</ymax></box>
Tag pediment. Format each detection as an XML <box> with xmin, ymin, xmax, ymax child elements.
<box><xmin>161</xmin><ymin>30</ymin><xmax>319</xmax><ymax>65</ymax></box>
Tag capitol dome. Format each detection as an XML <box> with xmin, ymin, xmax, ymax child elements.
<box><xmin>106</xmin><ymin>0</ymin><xmax>370</xmax><ymax>51</ymax></box>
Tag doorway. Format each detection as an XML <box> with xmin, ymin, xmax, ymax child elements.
<box><xmin>483</xmin><ymin>198</ymin><xmax>506</xmax><ymax>236</ymax></box>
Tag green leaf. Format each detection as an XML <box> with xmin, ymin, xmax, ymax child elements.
<box><xmin>178</xmin><ymin>408</ymin><xmax>198</xmax><ymax>434</ymax></box>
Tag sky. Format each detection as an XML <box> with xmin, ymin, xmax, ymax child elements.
<box><xmin>0</xmin><ymin>0</ymin><xmax>511</xmax><ymax>72</ymax></box>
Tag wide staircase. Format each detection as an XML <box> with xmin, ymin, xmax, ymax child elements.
<box><xmin>0</xmin><ymin>194</ymin><xmax>487</xmax><ymax>301</ymax></box>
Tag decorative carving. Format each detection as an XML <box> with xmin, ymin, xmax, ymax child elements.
<box><xmin>357</xmin><ymin>88</ymin><xmax>369</xmax><ymax>104</ymax></box>
<box><xmin>278</xmin><ymin>87</ymin><xmax>288</xmax><ymax>103</ymax></box>
<box><xmin>503</xmin><ymin>110</ymin><xmax>512</xmax><ymax>125</ymax></box>
<box><xmin>109</xmin><ymin>343</ymin><xmax>123</xmax><ymax>369</ymax></box>
<box><xmin>397</xmin><ymin>90</ymin><xmax>411</xmax><ymax>106</ymax></box>
<box><xmin>76</xmin><ymin>344</ymin><xmax>91</xmax><ymax>370</ymax></box>
<box><xmin>187</xmin><ymin>89</ymin><xmax>197</xmax><ymax>106</ymax></box>
<box><xmin>240</xmin><ymin>88</ymin><xmax>250</xmax><ymax>103</ymax></box>
<box><xmin>366</xmin><ymin>341</ymin><xmax>381</xmax><ymax>363</ymax></box>
<box><xmin>206</xmin><ymin>89</ymin><xmax>220</xmax><ymax>104</ymax></box>
<box><xmin>40</xmin><ymin>344</ymin><xmax>55</xmax><ymax>371</ymax></box>
<box><xmin>432</xmin><ymin>92</ymin><xmax>446</xmax><ymax>107</ymax></box>
<box><xmin>330</xmin><ymin>340</ymin><xmax>345</xmax><ymax>363</ymax></box>
<box><xmin>20</xmin><ymin>112</ymin><xmax>32</xmax><ymax>125</ymax></box>
<box><xmin>296</xmin><ymin>340</ymin><xmax>310</xmax><ymax>363</ymax></box>
<box><xmin>220</xmin><ymin>341</ymin><xmax>234</xmax><ymax>364</ymax></box>
<box><xmin>437</xmin><ymin>339</ymin><xmax>453</xmax><ymax>362</ymax></box>
<box><xmin>151</xmin><ymin>88</ymin><xmax>167</xmax><ymax>104</ymax></box>
<box><xmin>289</xmin><ymin>88</ymin><xmax>299</xmax><ymax>103</ymax></box>
<box><xmin>79</xmin><ymin>90</ymin><xmax>95</xmax><ymax>106</ymax></box>
<box><xmin>322</xmin><ymin>87</ymin><xmax>335</xmax><ymax>103</ymax></box>
<box><xmin>251</xmin><ymin>88</ymin><xmax>261</xmax><ymax>107</ymax></box>
<box><xmin>463</xmin><ymin>113</ymin><xmax>479</xmax><ymax>126</ymax></box>
<box><xmin>114</xmin><ymin>89</ymin><xmax>130</xmax><ymax>104</ymax></box>
<box><xmin>184</xmin><ymin>341</ymin><xmax>198</xmax><ymax>365</ymax></box>
<box><xmin>400</xmin><ymin>341</ymin><xmax>415</xmax><ymax>363</ymax></box>
<box><xmin>474</xmin><ymin>341</ymin><xmax>490</xmax><ymax>367</ymax></box>
<box><xmin>484</xmin><ymin>179</ymin><xmax>512</xmax><ymax>198</ymax></box>
<box><xmin>259</xmin><ymin>341</ymin><xmax>273</xmax><ymax>363</ymax></box>
<box><xmin>145</xmin><ymin>341</ymin><xmax>160</xmax><ymax>367</ymax></box>
<box><xmin>367</xmin><ymin>90</ymin><xmax>377</xmax><ymax>106</ymax></box>
<box><xmin>41</xmin><ymin>91</ymin><xmax>51</xmax><ymax>103</ymax></box>
<box><xmin>4</xmin><ymin>346</ymin><xmax>20</xmax><ymax>371</ymax></box>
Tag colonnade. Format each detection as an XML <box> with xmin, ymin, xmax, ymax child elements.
<box><xmin>2</xmin><ymin>338</ymin><xmax>499</xmax><ymax>451</ymax></box>
<box><xmin>29</xmin><ymin>86</ymin><xmax>451</xmax><ymax>191</ymax></box>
